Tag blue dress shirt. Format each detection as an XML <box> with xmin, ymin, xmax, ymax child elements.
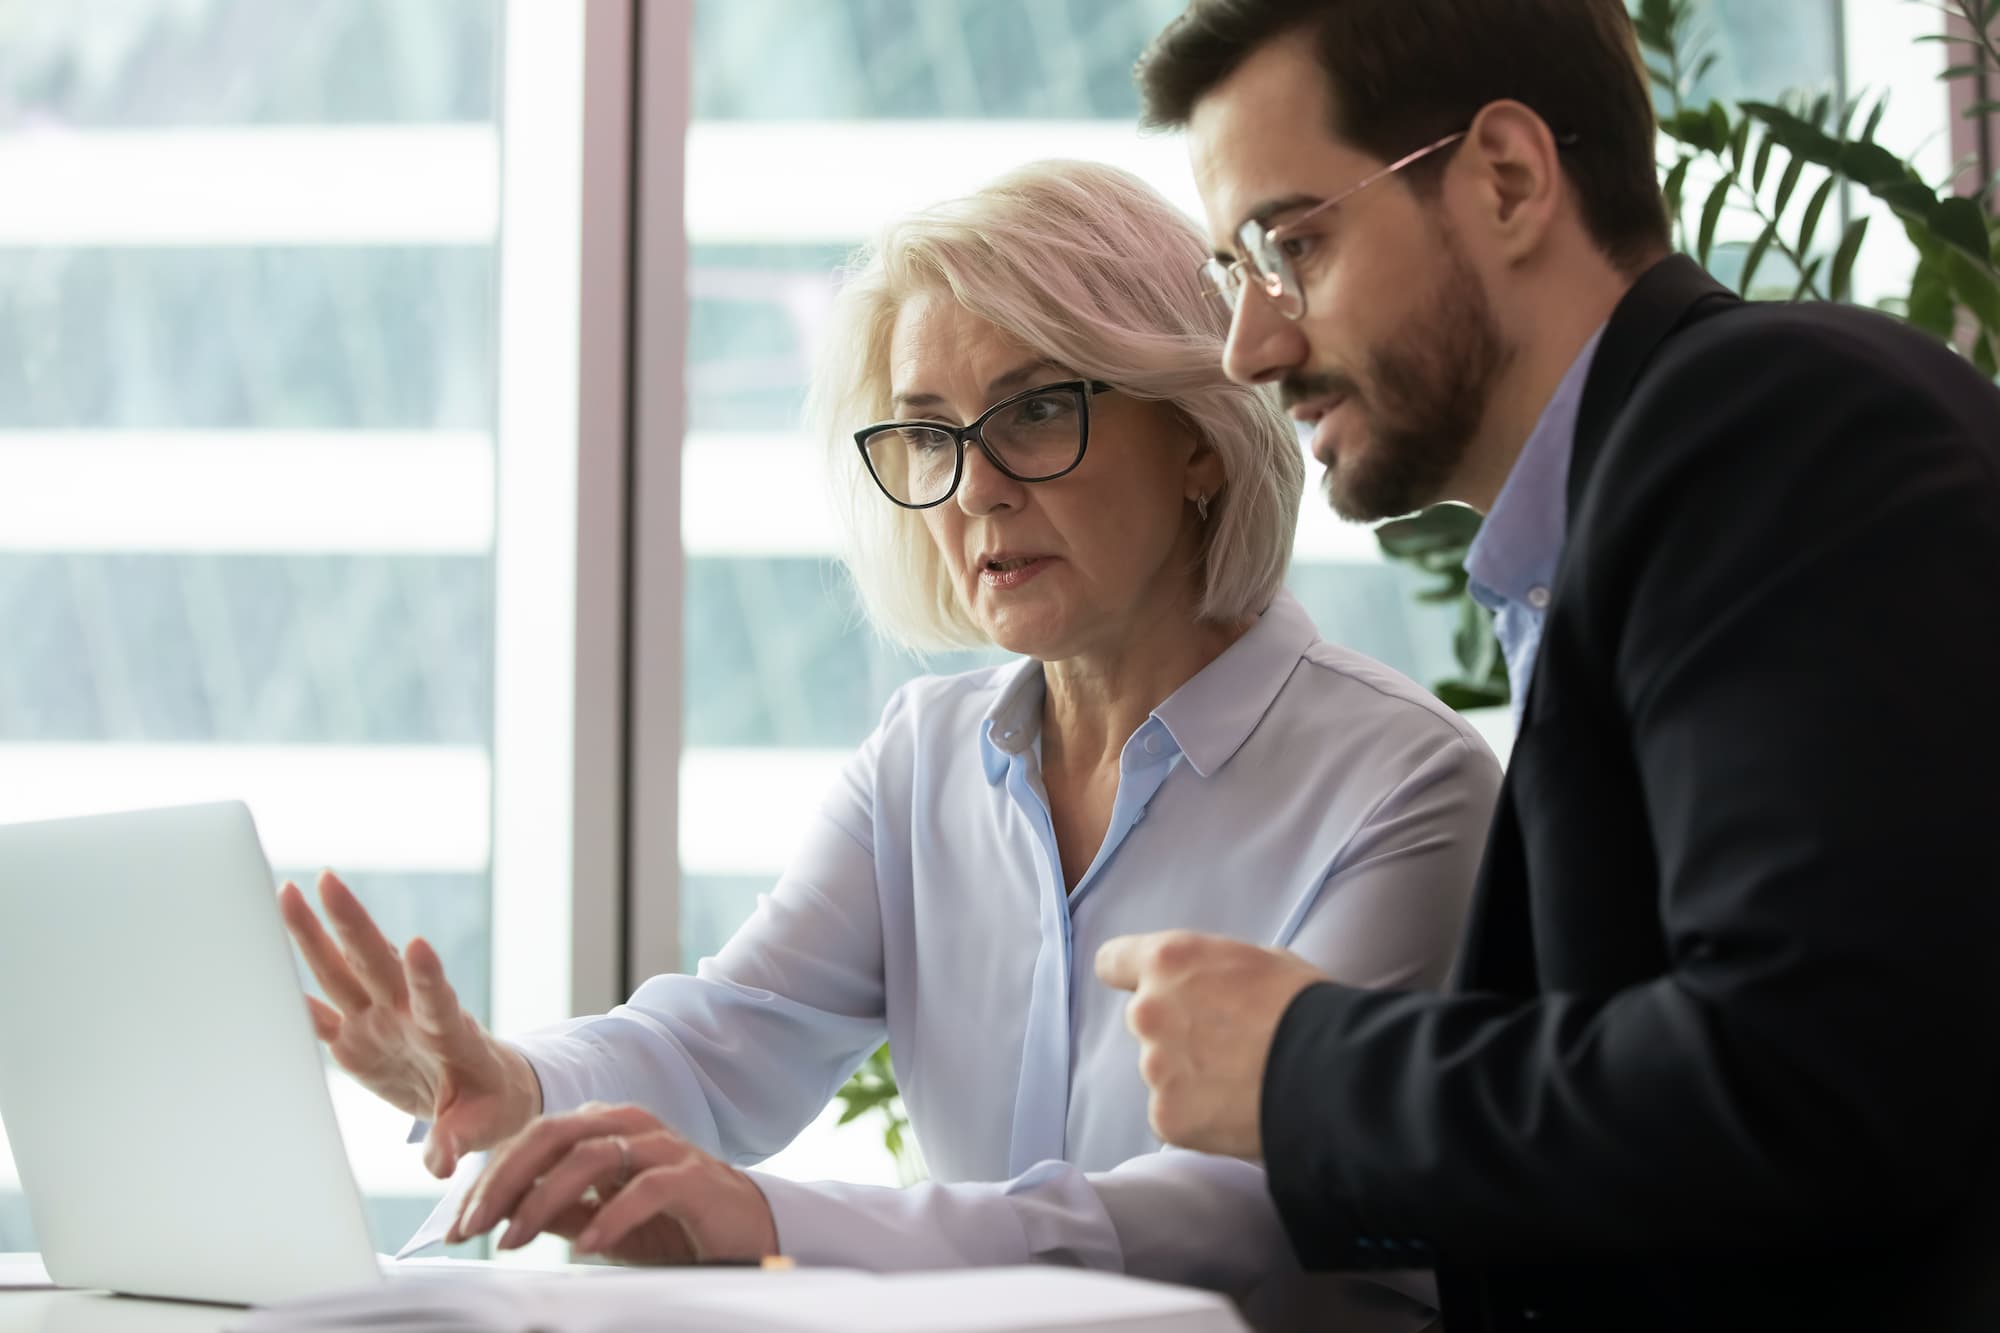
<box><xmin>502</xmin><ymin>590</ymin><xmax>1502</xmax><ymax>1319</ymax></box>
<box><xmin>1465</xmin><ymin>327</ymin><xmax>1606</xmax><ymax>728</ymax></box>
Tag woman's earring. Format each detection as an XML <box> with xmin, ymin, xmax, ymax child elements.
<box><xmin>1195</xmin><ymin>493</ymin><xmax>1211</xmax><ymax>523</ymax></box>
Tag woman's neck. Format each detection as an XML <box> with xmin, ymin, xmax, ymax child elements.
<box><xmin>1039</xmin><ymin>604</ymin><xmax>1254</xmax><ymax>777</ymax></box>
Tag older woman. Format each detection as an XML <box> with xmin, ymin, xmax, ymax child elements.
<box><xmin>283</xmin><ymin>160</ymin><xmax>1500</xmax><ymax>1325</ymax></box>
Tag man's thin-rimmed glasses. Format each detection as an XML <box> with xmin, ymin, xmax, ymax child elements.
<box><xmin>855</xmin><ymin>379</ymin><xmax>1113</xmax><ymax>510</ymax></box>
<box><xmin>1201</xmin><ymin>130</ymin><xmax>1468</xmax><ymax>321</ymax></box>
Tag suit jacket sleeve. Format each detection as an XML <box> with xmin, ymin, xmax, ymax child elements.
<box><xmin>1260</xmin><ymin>315</ymin><xmax>2000</xmax><ymax>1270</ymax></box>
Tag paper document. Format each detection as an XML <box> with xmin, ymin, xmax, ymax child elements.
<box><xmin>230</xmin><ymin>1265</ymin><xmax>1247</xmax><ymax>1333</ymax></box>
<box><xmin>0</xmin><ymin>1252</ymin><xmax>55</xmax><ymax>1290</ymax></box>
<box><xmin>394</xmin><ymin>1162</ymin><xmax>479</xmax><ymax>1260</ymax></box>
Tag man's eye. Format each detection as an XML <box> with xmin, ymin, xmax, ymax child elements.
<box><xmin>1278</xmin><ymin>233</ymin><xmax>1316</xmax><ymax>263</ymax></box>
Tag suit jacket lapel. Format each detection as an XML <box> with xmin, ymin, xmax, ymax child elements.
<box><xmin>1566</xmin><ymin>255</ymin><xmax>1739</xmax><ymax>517</ymax></box>
<box><xmin>1458</xmin><ymin>256</ymin><xmax>1737</xmax><ymax>994</ymax></box>
<box><xmin>1510</xmin><ymin>256</ymin><xmax>1738</xmax><ymax>736</ymax></box>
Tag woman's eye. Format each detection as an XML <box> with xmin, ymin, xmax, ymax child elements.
<box><xmin>1010</xmin><ymin>395</ymin><xmax>1072</xmax><ymax>427</ymax></box>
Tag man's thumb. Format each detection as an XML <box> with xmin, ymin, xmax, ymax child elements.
<box><xmin>1094</xmin><ymin>934</ymin><xmax>1145</xmax><ymax>991</ymax></box>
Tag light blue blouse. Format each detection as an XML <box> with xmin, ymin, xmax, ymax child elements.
<box><xmin>508</xmin><ymin>590</ymin><xmax>1501</xmax><ymax>1320</ymax></box>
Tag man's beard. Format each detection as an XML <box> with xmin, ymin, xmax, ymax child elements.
<box><xmin>1282</xmin><ymin>232</ymin><xmax>1512</xmax><ymax>522</ymax></box>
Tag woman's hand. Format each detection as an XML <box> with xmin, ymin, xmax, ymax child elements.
<box><xmin>446</xmin><ymin>1103</ymin><xmax>779</xmax><ymax>1265</ymax></box>
<box><xmin>279</xmin><ymin>870</ymin><xmax>542</xmax><ymax>1176</ymax></box>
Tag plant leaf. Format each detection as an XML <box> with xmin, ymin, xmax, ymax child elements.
<box><xmin>1862</xmin><ymin>96</ymin><xmax>1890</xmax><ymax>144</ymax></box>
<box><xmin>1935</xmin><ymin>195</ymin><xmax>1997</xmax><ymax>266</ymax></box>
<box><xmin>1739</xmin><ymin>219</ymin><xmax>1780</xmax><ymax>295</ymax></box>
<box><xmin>1838</xmin><ymin>94</ymin><xmax>1866</xmax><ymax>140</ymax></box>
<box><xmin>1744</xmin><ymin>100</ymin><xmax>1851</xmax><ymax>173</ymax></box>
<box><xmin>1947</xmin><ymin>248</ymin><xmax>2000</xmax><ymax>332</ymax></box>
<box><xmin>1663</xmin><ymin>156</ymin><xmax>1694</xmax><ymax>223</ymax></box>
<box><xmin>1773</xmin><ymin>152</ymin><xmax>1808</xmax><ymax>220</ymax></box>
<box><xmin>1792</xmin><ymin>256</ymin><xmax>1825</xmax><ymax>301</ymax></box>
<box><xmin>1728</xmin><ymin>116</ymin><xmax>1752</xmax><ymax>171</ymax></box>
<box><xmin>1751</xmin><ymin>132</ymin><xmax>1776</xmax><ymax>193</ymax></box>
<box><xmin>1796</xmin><ymin>175</ymin><xmax>1839</xmax><ymax>255</ymax></box>
<box><xmin>1663</xmin><ymin>106</ymin><xmax>1724</xmax><ymax>154</ymax></box>
<box><xmin>1707</xmin><ymin>101</ymin><xmax>1733</xmax><ymax>154</ymax></box>
<box><xmin>1830</xmin><ymin>216</ymin><xmax>1871</xmax><ymax>302</ymax></box>
<box><xmin>1697</xmin><ymin>172</ymin><xmax>1734</xmax><ymax>267</ymax></box>
<box><xmin>1907</xmin><ymin>246</ymin><xmax>1959</xmax><ymax>339</ymax></box>
<box><xmin>1434</xmin><ymin>680</ymin><xmax>1510</xmax><ymax>711</ymax></box>
<box><xmin>1374</xmin><ymin>506</ymin><xmax>1482</xmax><ymax>556</ymax></box>
<box><xmin>1634</xmin><ymin>0</ymin><xmax>1676</xmax><ymax>49</ymax></box>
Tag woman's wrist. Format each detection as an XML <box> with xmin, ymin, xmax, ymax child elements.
<box><xmin>500</xmin><ymin>1040</ymin><xmax>545</xmax><ymax>1130</ymax></box>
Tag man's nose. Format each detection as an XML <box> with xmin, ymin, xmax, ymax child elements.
<box><xmin>1221</xmin><ymin>283</ymin><xmax>1309</xmax><ymax>387</ymax></box>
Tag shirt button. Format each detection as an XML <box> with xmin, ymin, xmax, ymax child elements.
<box><xmin>1526</xmin><ymin>585</ymin><xmax>1551</xmax><ymax>609</ymax></box>
<box><xmin>1143</xmin><ymin>735</ymin><xmax>1162</xmax><ymax>756</ymax></box>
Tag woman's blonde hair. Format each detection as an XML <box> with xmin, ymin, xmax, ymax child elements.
<box><xmin>808</xmin><ymin>158</ymin><xmax>1303</xmax><ymax>652</ymax></box>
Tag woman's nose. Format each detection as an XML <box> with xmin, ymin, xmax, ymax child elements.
<box><xmin>955</xmin><ymin>440</ymin><xmax>1023</xmax><ymax>516</ymax></box>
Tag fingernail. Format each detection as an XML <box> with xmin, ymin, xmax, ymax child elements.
<box><xmin>575</xmin><ymin>1228</ymin><xmax>600</xmax><ymax>1252</ymax></box>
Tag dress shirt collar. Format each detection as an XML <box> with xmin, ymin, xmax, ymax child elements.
<box><xmin>1464</xmin><ymin>325</ymin><xmax>1606</xmax><ymax>613</ymax></box>
<box><xmin>976</xmin><ymin>588</ymin><xmax>1320</xmax><ymax>784</ymax></box>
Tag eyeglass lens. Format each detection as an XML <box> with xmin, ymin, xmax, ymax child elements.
<box><xmin>863</xmin><ymin>387</ymin><xmax>1085</xmax><ymax>506</ymax></box>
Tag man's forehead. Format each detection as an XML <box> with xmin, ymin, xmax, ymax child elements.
<box><xmin>1181</xmin><ymin>32</ymin><xmax>1353</xmax><ymax>248</ymax></box>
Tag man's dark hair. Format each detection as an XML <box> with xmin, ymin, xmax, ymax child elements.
<box><xmin>1137</xmin><ymin>0</ymin><xmax>1670</xmax><ymax>271</ymax></box>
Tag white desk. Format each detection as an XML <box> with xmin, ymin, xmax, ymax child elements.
<box><xmin>1</xmin><ymin>1289</ymin><xmax>240</xmax><ymax>1332</ymax></box>
<box><xmin>0</xmin><ymin>1257</ymin><xmax>1253</xmax><ymax>1333</ymax></box>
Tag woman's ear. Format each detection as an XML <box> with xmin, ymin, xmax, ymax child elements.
<box><xmin>1166</xmin><ymin>406</ymin><xmax>1227</xmax><ymax>502</ymax></box>
<box><xmin>1184</xmin><ymin>433</ymin><xmax>1228</xmax><ymax>505</ymax></box>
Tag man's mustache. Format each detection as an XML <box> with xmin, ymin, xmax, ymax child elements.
<box><xmin>1278</xmin><ymin>372</ymin><xmax>1360</xmax><ymax>414</ymax></box>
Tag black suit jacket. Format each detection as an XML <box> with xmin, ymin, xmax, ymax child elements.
<box><xmin>1261</xmin><ymin>255</ymin><xmax>2000</xmax><ymax>1331</ymax></box>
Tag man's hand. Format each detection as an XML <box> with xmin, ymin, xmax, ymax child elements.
<box><xmin>1095</xmin><ymin>930</ymin><xmax>1328</xmax><ymax>1160</ymax></box>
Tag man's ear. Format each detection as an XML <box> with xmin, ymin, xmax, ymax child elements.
<box><xmin>1459</xmin><ymin>99</ymin><xmax>1565</xmax><ymax>264</ymax></box>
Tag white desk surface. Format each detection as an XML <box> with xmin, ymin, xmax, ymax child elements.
<box><xmin>0</xmin><ymin>1253</ymin><xmax>1252</xmax><ymax>1333</ymax></box>
<box><xmin>0</xmin><ymin>1289</ymin><xmax>241</xmax><ymax>1332</ymax></box>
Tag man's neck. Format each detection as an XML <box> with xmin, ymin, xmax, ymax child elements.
<box><xmin>1454</xmin><ymin>250</ymin><xmax>1663</xmax><ymax>514</ymax></box>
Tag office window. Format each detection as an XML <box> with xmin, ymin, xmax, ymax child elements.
<box><xmin>0</xmin><ymin>0</ymin><xmax>581</xmax><ymax>1254</ymax></box>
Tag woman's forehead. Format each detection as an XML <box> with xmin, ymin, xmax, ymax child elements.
<box><xmin>887</xmin><ymin>292</ymin><xmax>1049</xmax><ymax>401</ymax></box>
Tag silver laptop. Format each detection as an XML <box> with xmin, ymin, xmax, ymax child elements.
<box><xmin>0</xmin><ymin>800</ymin><xmax>399</xmax><ymax>1305</ymax></box>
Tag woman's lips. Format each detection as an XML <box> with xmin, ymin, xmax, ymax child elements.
<box><xmin>978</xmin><ymin>556</ymin><xmax>1054</xmax><ymax>590</ymax></box>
